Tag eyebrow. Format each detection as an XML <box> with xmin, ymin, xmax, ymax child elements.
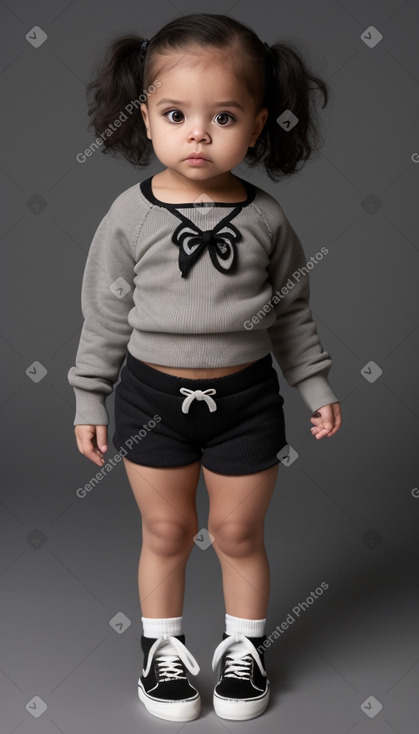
<box><xmin>155</xmin><ymin>98</ymin><xmax>245</xmax><ymax>111</ymax></box>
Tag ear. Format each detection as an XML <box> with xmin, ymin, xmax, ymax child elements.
<box><xmin>140</xmin><ymin>103</ymin><xmax>151</xmax><ymax>140</ymax></box>
<box><xmin>250</xmin><ymin>107</ymin><xmax>269</xmax><ymax>147</ymax></box>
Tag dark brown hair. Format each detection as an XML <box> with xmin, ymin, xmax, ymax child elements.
<box><xmin>86</xmin><ymin>13</ymin><xmax>329</xmax><ymax>182</ymax></box>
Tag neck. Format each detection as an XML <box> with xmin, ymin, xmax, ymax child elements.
<box><xmin>156</xmin><ymin>169</ymin><xmax>243</xmax><ymax>198</ymax></box>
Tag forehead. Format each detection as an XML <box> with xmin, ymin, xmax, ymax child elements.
<box><xmin>150</xmin><ymin>50</ymin><xmax>250</xmax><ymax>101</ymax></box>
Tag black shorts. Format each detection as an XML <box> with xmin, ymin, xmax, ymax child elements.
<box><xmin>112</xmin><ymin>350</ymin><xmax>288</xmax><ymax>476</ymax></box>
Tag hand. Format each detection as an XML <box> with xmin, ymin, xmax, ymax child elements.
<box><xmin>74</xmin><ymin>424</ymin><xmax>108</xmax><ymax>466</ymax></box>
<box><xmin>310</xmin><ymin>402</ymin><xmax>342</xmax><ymax>439</ymax></box>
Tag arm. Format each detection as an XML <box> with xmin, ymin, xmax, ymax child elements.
<box><xmin>266</xmin><ymin>206</ymin><xmax>339</xmax><ymax>414</ymax></box>
<box><xmin>67</xmin><ymin>209</ymin><xmax>136</xmax><ymax>425</ymax></box>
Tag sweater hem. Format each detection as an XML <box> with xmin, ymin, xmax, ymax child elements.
<box><xmin>126</xmin><ymin>330</ymin><xmax>274</xmax><ymax>369</ymax></box>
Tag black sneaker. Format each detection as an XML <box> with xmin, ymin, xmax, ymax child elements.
<box><xmin>212</xmin><ymin>632</ymin><xmax>269</xmax><ymax>720</ymax></box>
<box><xmin>138</xmin><ymin>632</ymin><xmax>201</xmax><ymax>721</ymax></box>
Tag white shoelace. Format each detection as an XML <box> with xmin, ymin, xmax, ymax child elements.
<box><xmin>211</xmin><ymin>633</ymin><xmax>267</xmax><ymax>678</ymax></box>
<box><xmin>142</xmin><ymin>633</ymin><xmax>200</xmax><ymax>680</ymax></box>
<box><xmin>223</xmin><ymin>653</ymin><xmax>253</xmax><ymax>679</ymax></box>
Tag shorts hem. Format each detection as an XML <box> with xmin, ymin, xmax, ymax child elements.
<box><xmin>200</xmin><ymin>457</ymin><xmax>281</xmax><ymax>476</ymax></box>
<box><xmin>122</xmin><ymin>458</ymin><xmax>202</xmax><ymax>468</ymax></box>
<box><xmin>112</xmin><ymin>434</ymin><xmax>202</xmax><ymax>469</ymax></box>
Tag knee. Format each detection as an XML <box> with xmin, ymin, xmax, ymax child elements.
<box><xmin>144</xmin><ymin>520</ymin><xmax>198</xmax><ymax>556</ymax></box>
<box><xmin>208</xmin><ymin>521</ymin><xmax>263</xmax><ymax>558</ymax></box>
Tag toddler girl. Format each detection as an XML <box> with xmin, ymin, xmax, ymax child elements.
<box><xmin>68</xmin><ymin>12</ymin><xmax>342</xmax><ymax>723</ymax></box>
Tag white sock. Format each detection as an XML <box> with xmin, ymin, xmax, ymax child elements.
<box><xmin>141</xmin><ymin>615</ymin><xmax>183</xmax><ymax>638</ymax></box>
<box><xmin>225</xmin><ymin>613</ymin><xmax>266</xmax><ymax>637</ymax></box>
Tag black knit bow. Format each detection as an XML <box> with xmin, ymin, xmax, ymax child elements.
<box><xmin>172</xmin><ymin>220</ymin><xmax>242</xmax><ymax>278</ymax></box>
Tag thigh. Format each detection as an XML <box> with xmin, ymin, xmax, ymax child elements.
<box><xmin>122</xmin><ymin>457</ymin><xmax>201</xmax><ymax>531</ymax></box>
<box><xmin>204</xmin><ymin>463</ymin><xmax>279</xmax><ymax>534</ymax></box>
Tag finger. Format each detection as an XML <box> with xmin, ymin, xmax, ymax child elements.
<box><xmin>96</xmin><ymin>426</ymin><xmax>108</xmax><ymax>453</ymax></box>
<box><xmin>327</xmin><ymin>408</ymin><xmax>343</xmax><ymax>437</ymax></box>
<box><xmin>327</xmin><ymin>415</ymin><xmax>342</xmax><ymax>437</ymax></box>
<box><xmin>74</xmin><ymin>428</ymin><xmax>103</xmax><ymax>465</ymax></box>
<box><xmin>315</xmin><ymin>427</ymin><xmax>332</xmax><ymax>439</ymax></box>
<box><xmin>314</xmin><ymin>420</ymin><xmax>333</xmax><ymax>431</ymax></box>
<box><xmin>81</xmin><ymin>438</ymin><xmax>105</xmax><ymax>466</ymax></box>
<box><xmin>310</xmin><ymin>421</ymin><xmax>325</xmax><ymax>431</ymax></box>
<box><xmin>311</xmin><ymin>421</ymin><xmax>333</xmax><ymax>439</ymax></box>
<box><xmin>91</xmin><ymin>454</ymin><xmax>105</xmax><ymax>466</ymax></box>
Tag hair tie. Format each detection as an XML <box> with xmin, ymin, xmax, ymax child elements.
<box><xmin>140</xmin><ymin>38</ymin><xmax>150</xmax><ymax>62</ymax></box>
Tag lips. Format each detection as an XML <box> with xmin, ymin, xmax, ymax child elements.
<box><xmin>187</xmin><ymin>153</ymin><xmax>208</xmax><ymax>160</ymax></box>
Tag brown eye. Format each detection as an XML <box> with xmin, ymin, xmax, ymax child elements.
<box><xmin>166</xmin><ymin>110</ymin><xmax>184</xmax><ymax>123</ymax></box>
<box><xmin>215</xmin><ymin>113</ymin><xmax>234</xmax><ymax>126</ymax></box>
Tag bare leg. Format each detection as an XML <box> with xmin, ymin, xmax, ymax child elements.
<box><xmin>204</xmin><ymin>464</ymin><xmax>279</xmax><ymax>619</ymax></box>
<box><xmin>122</xmin><ymin>457</ymin><xmax>201</xmax><ymax>617</ymax></box>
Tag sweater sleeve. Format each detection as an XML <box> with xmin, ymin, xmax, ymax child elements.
<box><xmin>67</xmin><ymin>209</ymin><xmax>136</xmax><ymax>426</ymax></box>
<box><xmin>265</xmin><ymin>206</ymin><xmax>340</xmax><ymax>414</ymax></box>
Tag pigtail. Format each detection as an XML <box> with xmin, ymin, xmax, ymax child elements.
<box><xmin>85</xmin><ymin>35</ymin><xmax>153</xmax><ymax>166</ymax></box>
<box><xmin>250</xmin><ymin>42</ymin><xmax>329</xmax><ymax>182</ymax></box>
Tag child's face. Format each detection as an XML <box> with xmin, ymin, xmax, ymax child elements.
<box><xmin>140</xmin><ymin>52</ymin><xmax>268</xmax><ymax>185</ymax></box>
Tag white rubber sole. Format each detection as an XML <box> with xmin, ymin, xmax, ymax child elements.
<box><xmin>138</xmin><ymin>679</ymin><xmax>201</xmax><ymax>722</ymax></box>
<box><xmin>213</xmin><ymin>682</ymin><xmax>270</xmax><ymax>720</ymax></box>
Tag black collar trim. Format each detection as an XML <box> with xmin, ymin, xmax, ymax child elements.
<box><xmin>139</xmin><ymin>175</ymin><xmax>257</xmax><ymax>211</ymax></box>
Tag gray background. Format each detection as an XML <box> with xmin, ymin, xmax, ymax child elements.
<box><xmin>1</xmin><ymin>0</ymin><xmax>419</xmax><ymax>732</ymax></box>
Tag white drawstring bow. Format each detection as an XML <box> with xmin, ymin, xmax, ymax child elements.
<box><xmin>179</xmin><ymin>387</ymin><xmax>217</xmax><ymax>413</ymax></box>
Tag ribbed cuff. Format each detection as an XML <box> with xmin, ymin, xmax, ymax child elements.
<box><xmin>225</xmin><ymin>613</ymin><xmax>266</xmax><ymax>637</ymax></box>
<box><xmin>72</xmin><ymin>388</ymin><xmax>110</xmax><ymax>426</ymax></box>
<box><xmin>295</xmin><ymin>374</ymin><xmax>340</xmax><ymax>414</ymax></box>
<box><xmin>141</xmin><ymin>616</ymin><xmax>183</xmax><ymax>637</ymax></box>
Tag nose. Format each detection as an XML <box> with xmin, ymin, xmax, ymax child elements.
<box><xmin>187</xmin><ymin>120</ymin><xmax>211</xmax><ymax>144</ymax></box>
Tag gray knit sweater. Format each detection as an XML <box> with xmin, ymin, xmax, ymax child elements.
<box><xmin>67</xmin><ymin>176</ymin><xmax>339</xmax><ymax>425</ymax></box>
